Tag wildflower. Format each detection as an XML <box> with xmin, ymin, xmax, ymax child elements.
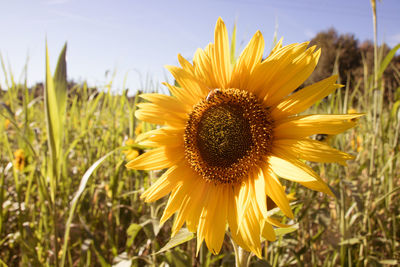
<box><xmin>13</xmin><ymin>149</ymin><xmax>25</xmax><ymax>171</ymax></box>
<box><xmin>123</xmin><ymin>138</ymin><xmax>140</xmax><ymax>161</ymax></box>
<box><xmin>347</xmin><ymin>108</ymin><xmax>363</xmax><ymax>151</ymax></box>
<box><xmin>348</xmin><ymin>108</ymin><xmax>360</xmax><ymax>122</ymax></box>
<box><xmin>135</xmin><ymin>122</ymin><xmax>143</xmax><ymax>136</ymax></box>
<box><xmin>126</xmin><ymin>18</ymin><xmax>360</xmax><ymax>257</ymax></box>
<box><xmin>4</xmin><ymin>119</ymin><xmax>10</xmax><ymax>129</ymax></box>
<box><xmin>348</xmin><ymin>108</ymin><xmax>357</xmax><ymax>114</ymax></box>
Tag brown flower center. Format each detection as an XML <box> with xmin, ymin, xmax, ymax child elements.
<box><xmin>184</xmin><ymin>88</ymin><xmax>274</xmax><ymax>184</ymax></box>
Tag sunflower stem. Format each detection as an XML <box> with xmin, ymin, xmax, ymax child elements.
<box><xmin>231</xmin><ymin>238</ymin><xmax>251</xmax><ymax>267</ymax></box>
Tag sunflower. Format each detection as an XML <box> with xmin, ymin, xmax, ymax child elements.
<box><xmin>126</xmin><ymin>18</ymin><xmax>361</xmax><ymax>257</ymax></box>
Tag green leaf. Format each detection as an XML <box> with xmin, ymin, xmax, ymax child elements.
<box><xmin>274</xmin><ymin>224</ymin><xmax>299</xmax><ymax>237</ymax></box>
<box><xmin>60</xmin><ymin>148</ymin><xmax>121</xmax><ymax>267</ymax></box>
<box><xmin>339</xmin><ymin>237</ymin><xmax>361</xmax><ymax>245</ymax></box>
<box><xmin>53</xmin><ymin>42</ymin><xmax>68</xmax><ymax>131</ymax></box>
<box><xmin>44</xmin><ymin>42</ymin><xmax>68</xmax><ymax>168</ymax></box>
<box><xmin>156</xmin><ymin>228</ymin><xmax>195</xmax><ymax>255</ymax></box>
<box><xmin>373</xmin><ymin>186</ymin><xmax>400</xmax><ymax>206</ymax></box>
<box><xmin>165</xmin><ymin>250</ymin><xmax>191</xmax><ymax>267</ymax></box>
<box><xmin>44</xmin><ymin>41</ymin><xmax>60</xmax><ymax>202</ymax></box>
<box><xmin>391</xmin><ymin>100</ymin><xmax>400</xmax><ymax>119</ymax></box>
<box><xmin>126</xmin><ymin>223</ymin><xmax>142</xmax><ymax>247</ymax></box>
<box><xmin>378</xmin><ymin>43</ymin><xmax>400</xmax><ymax>78</ymax></box>
<box><xmin>378</xmin><ymin>259</ymin><xmax>398</xmax><ymax>265</ymax></box>
<box><xmin>45</xmin><ymin>42</ymin><xmax>60</xmax><ymax>157</ymax></box>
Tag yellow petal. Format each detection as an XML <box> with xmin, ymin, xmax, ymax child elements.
<box><xmin>273</xmin><ymin>138</ymin><xmax>354</xmax><ymax>165</ymax></box>
<box><xmin>261</xmin><ymin>220</ymin><xmax>276</xmax><ymax>242</ymax></box>
<box><xmin>141</xmin><ymin>165</ymin><xmax>179</xmax><ymax>202</ymax></box>
<box><xmin>248</xmin><ymin>42</ymin><xmax>308</xmax><ymax>96</ymax></box>
<box><xmin>230</xmin><ymin>30</ymin><xmax>264</xmax><ymax>89</ymax></box>
<box><xmin>263</xmin><ymin>166</ymin><xmax>294</xmax><ymax>219</ymax></box>
<box><xmin>231</xmin><ymin>202</ymin><xmax>259</xmax><ymax>257</ymax></box>
<box><xmin>136</xmin><ymin>103</ymin><xmax>186</xmax><ymax>127</ymax></box>
<box><xmin>171</xmin><ymin>176</ymin><xmax>204</xmax><ymax>236</ymax></box>
<box><xmin>138</xmin><ymin>127</ymin><xmax>184</xmax><ymax>147</ymax></box>
<box><xmin>165</xmin><ymin>66</ymin><xmax>208</xmax><ymax>100</ymax></box>
<box><xmin>269</xmin><ymin>152</ymin><xmax>333</xmax><ymax>196</ymax></box>
<box><xmin>196</xmin><ymin>182</ymin><xmax>213</xmax><ymax>254</ymax></box>
<box><xmin>212</xmin><ymin>17</ymin><xmax>231</xmax><ymax>88</ymax></box>
<box><xmin>266</xmin><ymin>217</ymin><xmax>292</xmax><ymax>228</ymax></box>
<box><xmin>271</xmin><ymin>75</ymin><xmax>342</xmax><ymax>120</ymax></box>
<box><xmin>236</xmin><ymin>30</ymin><xmax>264</xmax><ymax>73</ymax></box>
<box><xmin>274</xmin><ymin>114</ymin><xmax>363</xmax><ymax>139</ymax></box>
<box><xmin>269</xmin><ymin>155</ymin><xmax>316</xmax><ymax>182</ymax></box>
<box><xmin>193</xmin><ymin>48</ymin><xmax>219</xmax><ymax>89</ymax></box>
<box><xmin>253</xmin><ymin>168</ymin><xmax>268</xmax><ymax>218</ymax></box>
<box><xmin>237</xmin><ymin>176</ymin><xmax>252</xmax><ymax>228</ymax></box>
<box><xmin>163</xmin><ymin>82</ymin><xmax>197</xmax><ymax>108</ymax></box>
<box><xmin>204</xmin><ymin>185</ymin><xmax>228</xmax><ymax>254</ymax></box>
<box><xmin>160</xmin><ymin>184</ymin><xmax>185</xmax><ymax>225</ymax></box>
<box><xmin>268</xmin><ymin>37</ymin><xmax>283</xmax><ymax>57</ymax></box>
<box><xmin>126</xmin><ymin>145</ymin><xmax>184</xmax><ymax>170</ymax></box>
<box><xmin>227</xmin><ymin>185</ymin><xmax>239</xmax><ymax>233</ymax></box>
<box><xmin>264</xmin><ymin>46</ymin><xmax>321</xmax><ymax>107</ymax></box>
<box><xmin>135</xmin><ymin>126</ymin><xmax>181</xmax><ymax>142</ymax></box>
<box><xmin>178</xmin><ymin>53</ymin><xmax>195</xmax><ymax>75</ymax></box>
<box><xmin>185</xmin><ymin>179</ymin><xmax>208</xmax><ymax>232</ymax></box>
<box><xmin>139</xmin><ymin>93</ymin><xmax>189</xmax><ymax>114</ymax></box>
<box><xmin>160</xmin><ymin>165</ymin><xmax>197</xmax><ymax>224</ymax></box>
<box><xmin>239</xmin><ymin>200</ymin><xmax>263</xmax><ymax>258</ymax></box>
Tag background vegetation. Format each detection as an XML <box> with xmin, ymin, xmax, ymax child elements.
<box><xmin>1</xmin><ymin>7</ymin><xmax>399</xmax><ymax>267</ymax></box>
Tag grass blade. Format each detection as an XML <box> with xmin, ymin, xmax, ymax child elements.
<box><xmin>378</xmin><ymin>43</ymin><xmax>400</xmax><ymax>78</ymax></box>
<box><xmin>60</xmin><ymin>148</ymin><xmax>121</xmax><ymax>267</ymax></box>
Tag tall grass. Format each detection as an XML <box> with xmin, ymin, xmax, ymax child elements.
<box><xmin>1</xmin><ymin>8</ymin><xmax>399</xmax><ymax>267</ymax></box>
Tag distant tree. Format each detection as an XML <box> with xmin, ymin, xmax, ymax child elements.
<box><xmin>306</xmin><ymin>28</ymin><xmax>361</xmax><ymax>86</ymax></box>
<box><xmin>336</xmin><ymin>33</ymin><xmax>362</xmax><ymax>83</ymax></box>
<box><xmin>304</xmin><ymin>28</ymin><xmax>400</xmax><ymax>102</ymax></box>
<box><xmin>306</xmin><ymin>28</ymin><xmax>339</xmax><ymax>85</ymax></box>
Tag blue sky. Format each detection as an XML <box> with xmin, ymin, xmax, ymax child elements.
<box><xmin>1</xmin><ymin>0</ymin><xmax>399</xmax><ymax>93</ymax></box>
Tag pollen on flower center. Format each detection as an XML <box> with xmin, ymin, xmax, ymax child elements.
<box><xmin>184</xmin><ymin>88</ymin><xmax>274</xmax><ymax>184</ymax></box>
<box><xmin>197</xmin><ymin>103</ymin><xmax>253</xmax><ymax>167</ymax></box>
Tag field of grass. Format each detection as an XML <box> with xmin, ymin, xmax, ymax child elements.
<box><xmin>1</xmin><ymin>9</ymin><xmax>400</xmax><ymax>267</ymax></box>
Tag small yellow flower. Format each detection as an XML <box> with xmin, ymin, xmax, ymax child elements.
<box><xmin>4</xmin><ymin>119</ymin><xmax>10</xmax><ymax>129</ymax></box>
<box><xmin>126</xmin><ymin>138</ymin><xmax>135</xmax><ymax>146</ymax></box>
<box><xmin>125</xmin><ymin>150</ymin><xmax>139</xmax><ymax>161</ymax></box>
<box><xmin>347</xmin><ymin>108</ymin><xmax>357</xmax><ymax>114</ymax></box>
<box><xmin>13</xmin><ymin>149</ymin><xmax>25</xmax><ymax>171</ymax></box>
<box><xmin>351</xmin><ymin>135</ymin><xmax>363</xmax><ymax>152</ymax></box>
<box><xmin>123</xmin><ymin>138</ymin><xmax>140</xmax><ymax>161</ymax></box>
<box><xmin>347</xmin><ymin>108</ymin><xmax>363</xmax><ymax>151</ymax></box>
<box><xmin>135</xmin><ymin>122</ymin><xmax>143</xmax><ymax>136</ymax></box>
<box><xmin>347</xmin><ymin>108</ymin><xmax>360</xmax><ymax>122</ymax></box>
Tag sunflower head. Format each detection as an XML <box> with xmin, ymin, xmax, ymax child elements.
<box><xmin>127</xmin><ymin>18</ymin><xmax>361</xmax><ymax>257</ymax></box>
<box><xmin>184</xmin><ymin>88</ymin><xmax>274</xmax><ymax>184</ymax></box>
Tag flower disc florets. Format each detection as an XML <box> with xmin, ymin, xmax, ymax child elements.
<box><xmin>184</xmin><ymin>88</ymin><xmax>274</xmax><ymax>184</ymax></box>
